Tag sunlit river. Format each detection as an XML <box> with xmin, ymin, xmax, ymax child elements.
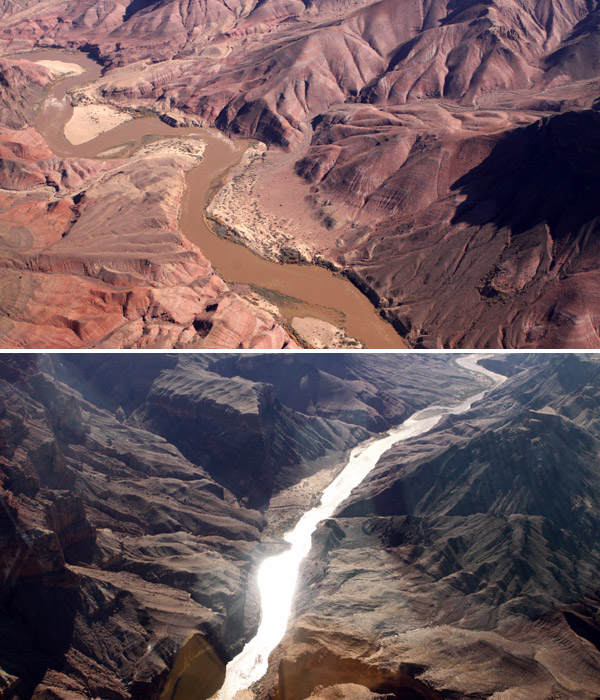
<box><xmin>215</xmin><ymin>356</ymin><xmax>506</xmax><ymax>699</ymax></box>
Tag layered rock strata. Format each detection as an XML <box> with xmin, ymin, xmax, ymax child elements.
<box><xmin>2</xmin><ymin>0</ymin><xmax>600</xmax><ymax>345</ymax></box>
<box><xmin>259</xmin><ymin>355</ymin><xmax>600</xmax><ymax>699</ymax></box>
<box><xmin>0</xmin><ymin>353</ymin><xmax>488</xmax><ymax>699</ymax></box>
<box><xmin>0</xmin><ymin>120</ymin><xmax>294</xmax><ymax>349</ymax></box>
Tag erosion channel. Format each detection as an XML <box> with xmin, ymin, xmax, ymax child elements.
<box><xmin>25</xmin><ymin>49</ymin><xmax>405</xmax><ymax>348</ymax></box>
<box><xmin>201</xmin><ymin>355</ymin><xmax>504</xmax><ymax>700</ymax></box>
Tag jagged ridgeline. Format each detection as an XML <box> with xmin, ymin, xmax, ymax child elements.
<box><xmin>0</xmin><ymin>353</ymin><xmax>599</xmax><ymax>700</ymax></box>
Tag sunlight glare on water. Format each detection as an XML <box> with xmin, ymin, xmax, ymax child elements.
<box><xmin>215</xmin><ymin>356</ymin><xmax>505</xmax><ymax>700</ymax></box>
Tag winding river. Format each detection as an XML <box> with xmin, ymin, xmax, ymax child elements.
<box><xmin>214</xmin><ymin>355</ymin><xmax>505</xmax><ymax>700</ymax></box>
<box><xmin>21</xmin><ymin>49</ymin><xmax>405</xmax><ymax>349</ymax></box>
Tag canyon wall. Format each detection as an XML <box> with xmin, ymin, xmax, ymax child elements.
<box><xmin>261</xmin><ymin>354</ymin><xmax>600</xmax><ymax>699</ymax></box>
<box><xmin>1</xmin><ymin>0</ymin><xmax>599</xmax><ymax>345</ymax></box>
<box><xmin>0</xmin><ymin>80</ymin><xmax>294</xmax><ymax>349</ymax></box>
<box><xmin>0</xmin><ymin>353</ymin><xmax>486</xmax><ymax>699</ymax></box>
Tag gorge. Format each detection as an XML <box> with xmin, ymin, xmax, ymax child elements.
<box><xmin>1</xmin><ymin>352</ymin><xmax>599</xmax><ymax>700</ymax></box>
<box><xmin>215</xmin><ymin>355</ymin><xmax>503</xmax><ymax>700</ymax></box>
<box><xmin>32</xmin><ymin>49</ymin><xmax>404</xmax><ymax>349</ymax></box>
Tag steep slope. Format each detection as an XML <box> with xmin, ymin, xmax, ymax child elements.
<box><xmin>54</xmin><ymin>353</ymin><xmax>486</xmax><ymax>505</ymax></box>
<box><xmin>343</xmin><ymin>109</ymin><xmax>600</xmax><ymax>347</ymax></box>
<box><xmin>0</xmin><ymin>57</ymin><xmax>52</xmax><ymax>128</ymax></box>
<box><xmin>260</xmin><ymin>355</ymin><xmax>600</xmax><ymax>699</ymax></box>
<box><xmin>278</xmin><ymin>105</ymin><xmax>600</xmax><ymax>347</ymax></box>
<box><xmin>204</xmin><ymin>353</ymin><xmax>482</xmax><ymax>429</ymax></box>
<box><xmin>128</xmin><ymin>361</ymin><xmax>369</xmax><ymax>507</ymax></box>
<box><xmin>2</xmin><ymin>0</ymin><xmax>600</xmax><ymax>345</ymax></box>
<box><xmin>0</xmin><ymin>356</ymin><xmax>265</xmax><ymax>700</ymax></box>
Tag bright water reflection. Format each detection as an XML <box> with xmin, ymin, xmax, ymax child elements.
<box><xmin>216</xmin><ymin>356</ymin><xmax>505</xmax><ymax>699</ymax></box>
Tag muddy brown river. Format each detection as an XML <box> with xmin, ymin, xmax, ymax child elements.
<box><xmin>26</xmin><ymin>49</ymin><xmax>406</xmax><ymax>348</ymax></box>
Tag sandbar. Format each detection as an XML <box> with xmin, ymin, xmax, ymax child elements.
<box><xmin>291</xmin><ymin>316</ymin><xmax>362</xmax><ymax>349</ymax></box>
<box><xmin>64</xmin><ymin>104</ymin><xmax>133</xmax><ymax>145</ymax></box>
<box><xmin>36</xmin><ymin>59</ymin><xmax>86</xmax><ymax>77</ymax></box>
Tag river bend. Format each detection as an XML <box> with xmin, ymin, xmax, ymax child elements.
<box><xmin>19</xmin><ymin>49</ymin><xmax>404</xmax><ymax>348</ymax></box>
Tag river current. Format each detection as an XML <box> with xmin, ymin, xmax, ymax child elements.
<box><xmin>215</xmin><ymin>356</ymin><xmax>505</xmax><ymax>699</ymax></box>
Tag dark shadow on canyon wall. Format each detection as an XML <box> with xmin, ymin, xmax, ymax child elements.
<box><xmin>450</xmin><ymin>109</ymin><xmax>600</xmax><ymax>240</ymax></box>
<box><xmin>122</xmin><ymin>0</ymin><xmax>164</xmax><ymax>23</ymax></box>
<box><xmin>544</xmin><ymin>10</ymin><xmax>600</xmax><ymax>81</ymax></box>
<box><xmin>0</xmin><ymin>584</ymin><xmax>79</xmax><ymax>700</ymax></box>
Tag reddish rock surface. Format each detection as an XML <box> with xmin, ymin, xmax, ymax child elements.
<box><xmin>0</xmin><ymin>125</ymin><xmax>294</xmax><ymax>349</ymax></box>
<box><xmin>0</xmin><ymin>0</ymin><xmax>599</xmax><ymax>344</ymax></box>
<box><xmin>0</xmin><ymin>57</ymin><xmax>52</xmax><ymax>128</ymax></box>
<box><xmin>1</xmin><ymin>0</ymin><xmax>597</xmax><ymax>145</ymax></box>
<box><xmin>297</xmin><ymin>107</ymin><xmax>600</xmax><ymax>347</ymax></box>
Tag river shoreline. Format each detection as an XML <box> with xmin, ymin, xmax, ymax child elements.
<box><xmin>8</xmin><ymin>47</ymin><xmax>407</xmax><ymax>349</ymax></box>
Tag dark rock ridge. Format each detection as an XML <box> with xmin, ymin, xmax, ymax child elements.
<box><xmin>0</xmin><ymin>352</ymin><xmax>487</xmax><ymax>700</ymax></box>
<box><xmin>260</xmin><ymin>354</ymin><xmax>600</xmax><ymax>700</ymax></box>
<box><xmin>200</xmin><ymin>353</ymin><xmax>483</xmax><ymax>430</ymax></box>
<box><xmin>55</xmin><ymin>353</ymin><xmax>484</xmax><ymax>505</ymax></box>
<box><xmin>128</xmin><ymin>362</ymin><xmax>369</xmax><ymax>508</ymax></box>
<box><xmin>0</xmin><ymin>357</ymin><xmax>265</xmax><ymax>700</ymax></box>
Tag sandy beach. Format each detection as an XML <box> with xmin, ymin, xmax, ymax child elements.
<box><xmin>291</xmin><ymin>316</ymin><xmax>363</xmax><ymax>349</ymax></box>
<box><xmin>265</xmin><ymin>460</ymin><xmax>347</xmax><ymax>536</ymax></box>
<box><xmin>64</xmin><ymin>104</ymin><xmax>133</xmax><ymax>145</ymax></box>
<box><xmin>206</xmin><ymin>142</ymin><xmax>314</xmax><ymax>263</ymax></box>
<box><xmin>35</xmin><ymin>59</ymin><xmax>85</xmax><ymax>77</ymax></box>
<box><xmin>134</xmin><ymin>136</ymin><xmax>206</xmax><ymax>161</ymax></box>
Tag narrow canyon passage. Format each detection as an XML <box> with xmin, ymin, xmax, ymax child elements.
<box><xmin>214</xmin><ymin>356</ymin><xmax>505</xmax><ymax>700</ymax></box>
<box><xmin>2</xmin><ymin>354</ymin><xmax>599</xmax><ymax>699</ymax></box>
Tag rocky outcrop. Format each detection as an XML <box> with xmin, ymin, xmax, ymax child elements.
<box><xmin>0</xmin><ymin>356</ymin><xmax>267</xmax><ymax>699</ymax></box>
<box><xmin>0</xmin><ymin>58</ymin><xmax>52</xmax><ymax>128</ymax></box>
<box><xmin>260</xmin><ymin>355</ymin><xmax>600</xmax><ymax>700</ymax></box>
<box><xmin>1</xmin><ymin>0</ymin><xmax>599</xmax><ymax>345</ymax></box>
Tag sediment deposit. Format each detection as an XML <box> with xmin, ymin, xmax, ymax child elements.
<box><xmin>0</xmin><ymin>119</ymin><xmax>294</xmax><ymax>349</ymax></box>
